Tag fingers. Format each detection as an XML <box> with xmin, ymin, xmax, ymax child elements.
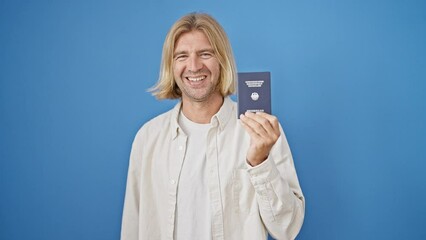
<box><xmin>255</xmin><ymin>112</ymin><xmax>280</xmax><ymax>131</ymax></box>
<box><xmin>240</xmin><ymin>112</ymin><xmax>281</xmax><ymax>166</ymax></box>
<box><xmin>240</xmin><ymin>112</ymin><xmax>280</xmax><ymax>139</ymax></box>
<box><xmin>239</xmin><ymin>118</ymin><xmax>259</xmax><ymax>138</ymax></box>
<box><xmin>240</xmin><ymin>113</ymin><xmax>269</xmax><ymax>137</ymax></box>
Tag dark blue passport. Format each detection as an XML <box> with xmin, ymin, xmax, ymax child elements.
<box><xmin>237</xmin><ymin>72</ymin><xmax>271</xmax><ymax>118</ymax></box>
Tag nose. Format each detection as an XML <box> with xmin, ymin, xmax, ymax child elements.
<box><xmin>187</xmin><ymin>55</ymin><xmax>203</xmax><ymax>72</ymax></box>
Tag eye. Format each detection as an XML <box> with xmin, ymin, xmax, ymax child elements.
<box><xmin>175</xmin><ymin>54</ymin><xmax>188</xmax><ymax>61</ymax></box>
<box><xmin>200</xmin><ymin>52</ymin><xmax>213</xmax><ymax>59</ymax></box>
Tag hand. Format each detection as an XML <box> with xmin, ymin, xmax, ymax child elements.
<box><xmin>240</xmin><ymin>112</ymin><xmax>281</xmax><ymax>166</ymax></box>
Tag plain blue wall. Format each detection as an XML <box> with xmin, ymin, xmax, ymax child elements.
<box><xmin>1</xmin><ymin>0</ymin><xmax>425</xmax><ymax>239</ymax></box>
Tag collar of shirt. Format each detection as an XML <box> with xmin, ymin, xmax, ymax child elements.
<box><xmin>170</xmin><ymin>96</ymin><xmax>234</xmax><ymax>139</ymax></box>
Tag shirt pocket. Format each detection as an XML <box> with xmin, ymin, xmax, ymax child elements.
<box><xmin>232</xmin><ymin>169</ymin><xmax>257</xmax><ymax>215</ymax></box>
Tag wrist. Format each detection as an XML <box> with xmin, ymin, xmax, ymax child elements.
<box><xmin>246</xmin><ymin>155</ymin><xmax>268</xmax><ymax>167</ymax></box>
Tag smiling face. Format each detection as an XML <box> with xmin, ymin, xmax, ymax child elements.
<box><xmin>173</xmin><ymin>30</ymin><xmax>221</xmax><ymax>104</ymax></box>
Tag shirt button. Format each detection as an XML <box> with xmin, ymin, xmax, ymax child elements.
<box><xmin>170</xmin><ymin>179</ymin><xmax>176</xmax><ymax>185</ymax></box>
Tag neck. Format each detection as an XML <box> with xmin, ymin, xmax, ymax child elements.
<box><xmin>181</xmin><ymin>94</ymin><xmax>224</xmax><ymax>124</ymax></box>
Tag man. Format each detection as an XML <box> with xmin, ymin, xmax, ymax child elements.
<box><xmin>121</xmin><ymin>13</ymin><xmax>305</xmax><ymax>240</ymax></box>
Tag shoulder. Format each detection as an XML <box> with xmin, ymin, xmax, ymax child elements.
<box><xmin>145</xmin><ymin>109</ymin><xmax>174</xmax><ymax>128</ymax></box>
<box><xmin>135</xmin><ymin>108</ymin><xmax>175</xmax><ymax>139</ymax></box>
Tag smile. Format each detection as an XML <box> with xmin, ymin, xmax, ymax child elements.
<box><xmin>186</xmin><ymin>76</ymin><xmax>206</xmax><ymax>82</ymax></box>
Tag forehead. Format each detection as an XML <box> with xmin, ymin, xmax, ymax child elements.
<box><xmin>174</xmin><ymin>30</ymin><xmax>213</xmax><ymax>51</ymax></box>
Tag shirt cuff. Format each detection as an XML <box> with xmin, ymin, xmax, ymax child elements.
<box><xmin>246</xmin><ymin>158</ymin><xmax>280</xmax><ymax>186</ymax></box>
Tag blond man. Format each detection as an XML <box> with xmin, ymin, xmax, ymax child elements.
<box><xmin>121</xmin><ymin>12</ymin><xmax>305</xmax><ymax>240</ymax></box>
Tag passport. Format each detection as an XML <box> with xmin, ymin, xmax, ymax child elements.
<box><xmin>237</xmin><ymin>72</ymin><xmax>271</xmax><ymax>118</ymax></box>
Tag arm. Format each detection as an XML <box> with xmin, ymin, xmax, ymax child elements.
<box><xmin>240</xmin><ymin>112</ymin><xmax>305</xmax><ymax>239</ymax></box>
<box><xmin>121</xmin><ymin>130</ymin><xmax>144</xmax><ymax>240</ymax></box>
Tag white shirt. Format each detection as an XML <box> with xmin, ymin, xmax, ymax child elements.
<box><xmin>121</xmin><ymin>97</ymin><xmax>305</xmax><ymax>240</ymax></box>
<box><xmin>175</xmin><ymin>111</ymin><xmax>211</xmax><ymax>239</ymax></box>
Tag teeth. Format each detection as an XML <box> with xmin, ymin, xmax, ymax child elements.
<box><xmin>187</xmin><ymin>76</ymin><xmax>206</xmax><ymax>82</ymax></box>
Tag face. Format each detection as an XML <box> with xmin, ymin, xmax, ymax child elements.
<box><xmin>173</xmin><ymin>30</ymin><xmax>221</xmax><ymax>103</ymax></box>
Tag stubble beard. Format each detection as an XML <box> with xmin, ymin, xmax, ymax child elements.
<box><xmin>181</xmin><ymin>81</ymin><xmax>219</xmax><ymax>103</ymax></box>
<box><xmin>177</xmin><ymin>70</ymin><xmax>220</xmax><ymax>102</ymax></box>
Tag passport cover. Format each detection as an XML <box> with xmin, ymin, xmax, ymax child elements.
<box><xmin>237</xmin><ymin>72</ymin><xmax>271</xmax><ymax>118</ymax></box>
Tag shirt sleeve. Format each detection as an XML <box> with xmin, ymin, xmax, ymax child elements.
<box><xmin>121</xmin><ymin>129</ymin><xmax>144</xmax><ymax>240</ymax></box>
<box><xmin>246</xmin><ymin>126</ymin><xmax>305</xmax><ymax>240</ymax></box>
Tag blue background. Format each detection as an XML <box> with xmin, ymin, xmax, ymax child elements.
<box><xmin>1</xmin><ymin>0</ymin><xmax>425</xmax><ymax>239</ymax></box>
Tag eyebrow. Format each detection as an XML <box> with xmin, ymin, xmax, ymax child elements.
<box><xmin>173</xmin><ymin>50</ymin><xmax>187</xmax><ymax>58</ymax></box>
<box><xmin>173</xmin><ymin>48</ymin><xmax>215</xmax><ymax>58</ymax></box>
<box><xmin>198</xmin><ymin>48</ymin><xmax>215</xmax><ymax>54</ymax></box>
